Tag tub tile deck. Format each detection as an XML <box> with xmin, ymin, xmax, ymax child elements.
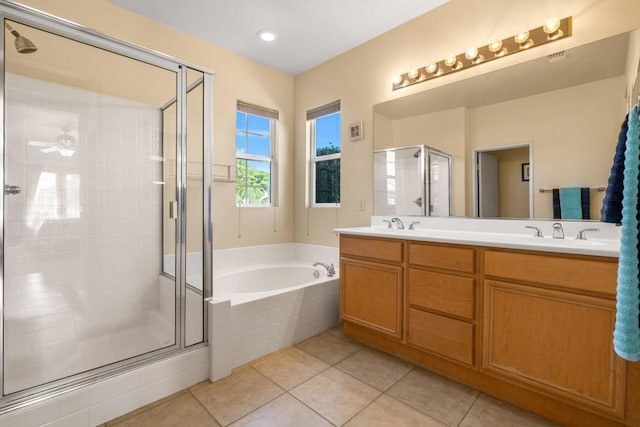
<box><xmin>104</xmin><ymin>324</ymin><xmax>557</xmax><ymax>427</ymax></box>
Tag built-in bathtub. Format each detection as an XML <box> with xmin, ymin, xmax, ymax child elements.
<box><xmin>207</xmin><ymin>243</ymin><xmax>340</xmax><ymax>381</ymax></box>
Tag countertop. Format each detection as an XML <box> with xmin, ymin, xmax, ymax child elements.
<box><xmin>335</xmin><ymin>225</ymin><xmax>620</xmax><ymax>257</ymax></box>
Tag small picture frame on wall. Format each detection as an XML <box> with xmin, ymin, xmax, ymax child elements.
<box><xmin>348</xmin><ymin>121</ymin><xmax>363</xmax><ymax>141</ymax></box>
<box><xmin>521</xmin><ymin>163</ymin><xmax>530</xmax><ymax>182</ymax></box>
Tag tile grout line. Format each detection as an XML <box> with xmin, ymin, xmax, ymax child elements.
<box><xmin>285</xmin><ymin>390</ymin><xmax>340</xmax><ymax>427</ymax></box>
<box><xmin>455</xmin><ymin>391</ymin><xmax>481</xmax><ymax>427</ymax></box>
<box><xmin>187</xmin><ymin>387</ymin><xmax>224</xmax><ymax>426</ymax></box>
<box><xmin>252</xmin><ymin>357</ymin><xmax>338</xmax><ymax>425</ymax></box>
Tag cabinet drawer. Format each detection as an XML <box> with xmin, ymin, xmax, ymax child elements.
<box><xmin>408</xmin><ymin>269</ymin><xmax>474</xmax><ymax>320</ymax></box>
<box><xmin>341</xmin><ymin>235</ymin><xmax>403</xmax><ymax>263</ymax></box>
<box><xmin>408</xmin><ymin>308</ymin><xmax>474</xmax><ymax>365</ymax></box>
<box><xmin>483</xmin><ymin>250</ymin><xmax>617</xmax><ymax>296</ymax></box>
<box><xmin>409</xmin><ymin>242</ymin><xmax>475</xmax><ymax>273</ymax></box>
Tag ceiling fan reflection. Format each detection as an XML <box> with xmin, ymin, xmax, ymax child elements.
<box><xmin>28</xmin><ymin>130</ymin><xmax>76</xmax><ymax>157</ymax></box>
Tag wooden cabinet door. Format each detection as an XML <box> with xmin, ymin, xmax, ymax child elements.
<box><xmin>340</xmin><ymin>257</ymin><xmax>402</xmax><ymax>339</ymax></box>
<box><xmin>483</xmin><ymin>279</ymin><xmax>625</xmax><ymax>416</ymax></box>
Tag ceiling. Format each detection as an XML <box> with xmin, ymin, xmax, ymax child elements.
<box><xmin>104</xmin><ymin>0</ymin><xmax>449</xmax><ymax>75</ymax></box>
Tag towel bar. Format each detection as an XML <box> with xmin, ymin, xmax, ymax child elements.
<box><xmin>539</xmin><ymin>187</ymin><xmax>605</xmax><ymax>193</ymax></box>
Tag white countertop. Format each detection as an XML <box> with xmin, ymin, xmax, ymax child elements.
<box><xmin>335</xmin><ymin>217</ymin><xmax>621</xmax><ymax>258</ymax></box>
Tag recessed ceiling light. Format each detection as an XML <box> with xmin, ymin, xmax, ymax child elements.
<box><xmin>257</xmin><ymin>30</ymin><xmax>277</xmax><ymax>42</ymax></box>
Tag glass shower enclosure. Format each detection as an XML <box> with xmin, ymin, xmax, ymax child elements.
<box><xmin>373</xmin><ymin>145</ymin><xmax>452</xmax><ymax>216</ymax></box>
<box><xmin>0</xmin><ymin>2</ymin><xmax>212</xmax><ymax>407</ymax></box>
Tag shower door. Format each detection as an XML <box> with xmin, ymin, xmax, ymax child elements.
<box><xmin>1</xmin><ymin>19</ymin><xmax>183</xmax><ymax>395</ymax></box>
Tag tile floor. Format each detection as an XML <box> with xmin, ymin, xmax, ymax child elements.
<box><xmin>103</xmin><ymin>325</ymin><xmax>557</xmax><ymax>427</ymax></box>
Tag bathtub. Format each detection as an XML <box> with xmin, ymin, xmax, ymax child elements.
<box><xmin>208</xmin><ymin>243</ymin><xmax>340</xmax><ymax>381</ymax></box>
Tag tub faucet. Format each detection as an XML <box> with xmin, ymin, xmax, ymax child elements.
<box><xmin>313</xmin><ymin>262</ymin><xmax>336</xmax><ymax>277</ymax></box>
<box><xmin>391</xmin><ymin>217</ymin><xmax>405</xmax><ymax>229</ymax></box>
<box><xmin>552</xmin><ymin>222</ymin><xmax>564</xmax><ymax>239</ymax></box>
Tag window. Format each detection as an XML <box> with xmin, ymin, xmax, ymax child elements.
<box><xmin>308</xmin><ymin>101</ymin><xmax>340</xmax><ymax>205</ymax></box>
<box><xmin>236</xmin><ymin>101</ymin><xmax>278</xmax><ymax>206</ymax></box>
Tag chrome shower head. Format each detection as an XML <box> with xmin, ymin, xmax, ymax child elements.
<box><xmin>4</xmin><ymin>22</ymin><xmax>37</xmax><ymax>54</ymax></box>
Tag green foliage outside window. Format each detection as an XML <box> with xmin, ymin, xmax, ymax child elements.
<box><xmin>315</xmin><ymin>145</ymin><xmax>340</xmax><ymax>204</ymax></box>
<box><xmin>236</xmin><ymin>159</ymin><xmax>270</xmax><ymax>205</ymax></box>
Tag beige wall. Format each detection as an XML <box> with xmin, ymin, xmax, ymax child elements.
<box><xmin>626</xmin><ymin>28</ymin><xmax>640</xmax><ymax>110</ymax></box>
<box><xmin>470</xmin><ymin>76</ymin><xmax>624</xmax><ymax>219</ymax></box>
<box><xmin>13</xmin><ymin>0</ymin><xmax>295</xmax><ymax>250</ymax></box>
<box><xmin>294</xmin><ymin>0</ymin><xmax>640</xmax><ymax>246</ymax></box>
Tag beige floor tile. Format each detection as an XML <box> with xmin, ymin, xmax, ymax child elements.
<box><xmin>190</xmin><ymin>365</ymin><xmax>283</xmax><ymax>425</ymax></box>
<box><xmin>296</xmin><ymin>330</ymin><xmax>362</xmax><ymax>364</ymax></box>
<box><xmin>336</xmin><ymin>347</ymin><xmax>413</xmax><ymax>391</ymax></box>
<box><xmin>230</xmin><ymin>393</ymin><xmax>332</xmax><ymax>427</ymax></box>
<box><xmin>291</xmin><ymin>367</ymin><xmax>381</xmax><ymax>426</ymax></box>
<box><xmin>388</xmin><ymin>367</ymin><xmax>479</xmax><ymax>426</ymax></box>
<box><xmin>345</xmin><ymin>394</ymin><xmax>447</xmax><ymax>427</ymax></box>
<box><xmin>459</xmin><ymin>394</ymin><xmax>558</xmax><ymax>427</ymax></box>
<box><xmin>252</xmin><ymin>346</ymin><xmax>329</xmax><ymax>390</ymax></box>
<box><xmin>327</xmin><ymin>323</ymin><xmax>346</xmax><ymax>336</ymax></box>
<box><xmin>107</xmin><ymin>392</ymin><xmax>218</xmax><ymax>427</ymax></box>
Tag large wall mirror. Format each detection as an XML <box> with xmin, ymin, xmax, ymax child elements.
<box><xmin>373</xmin><ymin>29</ymin><xmax>640</xmax><ymax>220</ymax></box>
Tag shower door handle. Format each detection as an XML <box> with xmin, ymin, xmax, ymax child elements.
<box><xmin>4</xmin><ymin>185</ymin><xmax>21</xmax><ymax>195</ymax></box>
<box><xmin>169</xmin><ymin>200</ymin><xmax>178</xmax><ymax>219</ymax></box>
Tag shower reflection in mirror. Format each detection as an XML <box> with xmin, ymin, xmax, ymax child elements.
<box><xmin>374</xmin><ymin>145</ymin><xmax>452</xmax><ymax>217</ymax></box>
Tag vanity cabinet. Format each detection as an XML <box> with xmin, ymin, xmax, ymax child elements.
<box><xmin>407</xmin><ymin>242</ymin><xmax>476</xmax><ymax>365</ymax></box>
<box><xmin>339</xmin><ymin>234</ymin><xmax>637</xmax><ymax>427</ymax></box>
<box><xmin>482</xmin><ymin>249</ymin><xmax>624</xmax><ymax>416</ymax></box>
<box><xmin>340</xmin><ymin>235</ymin><xmax>403</xmax><ymax>339</ymax></box>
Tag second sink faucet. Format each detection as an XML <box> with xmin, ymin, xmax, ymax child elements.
<box><xmin>391</xmin><ymin>217</ymin><xmax>405</xmax><ymax>229</ymax></box>
<box><xmin>552</xmin><ymin>222</ymin><xmax>564</xmax><ymax>239</ymax></box>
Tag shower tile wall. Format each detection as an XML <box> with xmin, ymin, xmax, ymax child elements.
<box><xmin>3</xmin><ymin>73</ymin><xmax>172</xmax><ymax>394</ymax></box>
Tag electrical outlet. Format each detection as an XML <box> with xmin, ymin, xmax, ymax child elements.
<box><xmin>359</xmin><ymin>199</ymin><xmax>366</xmax><ymax>211</ymax></box>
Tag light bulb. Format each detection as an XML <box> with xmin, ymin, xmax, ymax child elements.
<box><xmin>257</xmin><ymin>30</ymin><xmax>277</xmax><ymax>42</ymax></box>
<box><xmin>408</xmin><ymin>69</ymin><xmax>419</xmax><ymax>79</ymax></box>
<box><xmin>543</xmin><ymin>17</ymin><xmax>561</xmax><ymax>34</ymax></box>
<box><xmin>426</xmin><ymin>63</ymin><xmax>438</xmax><ymax>74</ymax></box>
<box><xmin>488</xmin><ymin>40</ymin><xmax>502</xmax><ymax>53</ymax></box>
<box><xmin>464</xmin><ymin>47</ymin><xmax>478</xmax><ymax>61</ymax></box>
<box><xmin>543</xmin><ymin>17</ymin><xmax>563</xmax><ymax>40</ymax></box>
<box><xmin>514</xmin><ymin>31</ymin><xmax>529</xmax><ymax>44</ymax></box>
<box><xmin>444</xmin><ymin>55</ymin><xmax>458</xmax><ymax>67</ymax></box>
<box><xmin>392</xmin><ymin>75</ymin><xmax>403</xmax><ymax>85</ymax></box>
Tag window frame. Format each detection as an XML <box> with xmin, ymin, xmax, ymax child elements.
<box><xmin>235</xmin><ymin>101</ymin><xmax>278</xmax><ymax>207</ymax></box>
<box><xmin>308</xmin><ymin>101</ymin><xmax>341</xmax><ymax>207</ymax></box>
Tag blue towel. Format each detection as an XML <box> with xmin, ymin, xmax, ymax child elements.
<box><xmin>601</xmin><ymin>115</ymin><xmax>629</xmax><ymax>223</ymax></box>
<box><xmin>613</xmin><ymin>104</ymin><xmax>640</xmax><ymax>362</ymax></box>
<box><xmin>559</xmin><ymin>187</ymin><xmax>583</xmax><ymax>219</ymax></box>
<box><xmin>552</xmin><ymin>187</ymin><xmax>591</xmax><ymax>219</ymax></box>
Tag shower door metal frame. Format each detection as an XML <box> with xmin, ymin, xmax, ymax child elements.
<box><xmin>0</xmin><ymin>0</ymin><xmax>213</xmax><ymax>412</ymax></box>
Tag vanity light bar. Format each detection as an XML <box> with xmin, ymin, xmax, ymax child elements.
<box><xmin>391</xmin><ymin>17</ymin><xmax>572</xmax><ymax>91</ymax></box>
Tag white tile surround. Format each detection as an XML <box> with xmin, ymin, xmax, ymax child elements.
<box><xmin>0</xmin><ymin>74</ymin><xmax>210</xmax><ymax>426</ymax></box>
<box><xmin>208</xmin><ymin>244</ymin><xmax>340</xmax><ymax>381</ymax></box>
<box><xmin>3</xmin><ymin>73</ymin><xmax>173</xmax><ymax>394</ymax></box>
<box><xmin>0</xmin><ymin>347</ymin><xmax>208</xmax><ymax>427</ymax></box>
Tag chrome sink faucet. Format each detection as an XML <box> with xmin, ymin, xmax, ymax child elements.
<box><xmin>313</xmin><ymin>262</ymin><xmax>335</xmax><ymax>277</ymax></box>
<box><xmin>391</xmin><ymin>217</ymin><xmax>405</xmax><ymax>229</ymax></box>
<box><xmin>552</xmin><ymin>222</ymin><xmax>564</xmax><ymax>239</ymax></box>
<box><xmin>576</xmin><ymin>228</ymin><xmax>600</xmax><ymax>240</ymax></box>
<box><xmin>525</xmin><ymin>225</ymin><xmax>544</xmax><ymax>237</ymax></box>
